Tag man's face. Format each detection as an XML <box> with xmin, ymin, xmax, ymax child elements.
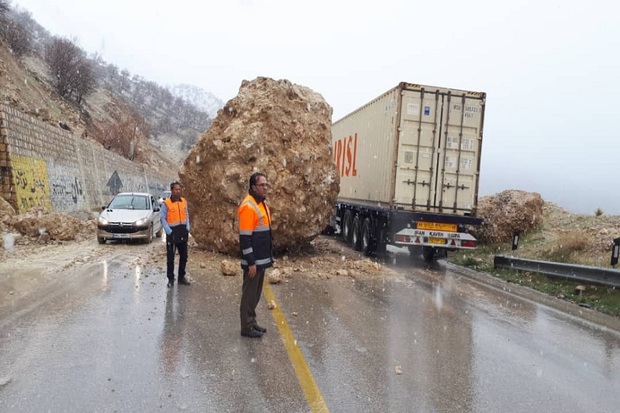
<box><xmin>170</xmin><ymin>184</ymin><xmax>182</xmax><ymax>200</ymax></box>
<box><xmin>252</xmin><ymin>176</ymin><xmax>270</xmax><ymax>198</ymax></box>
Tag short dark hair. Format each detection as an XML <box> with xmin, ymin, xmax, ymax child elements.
<box><xmin>170</xmin><ymin>181</ymin><xmax>182</xmax><ymax>190</ymax></box>
<box><xmin>249</xmin><ymin>172</ymin><xmax>266</xmax><ymax>188</ymax></box>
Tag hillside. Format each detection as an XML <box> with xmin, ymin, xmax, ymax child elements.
<box><xmin>0</xmin><ymin>3</ymin><xmax>219</xmax><ymax>176</ymax></box>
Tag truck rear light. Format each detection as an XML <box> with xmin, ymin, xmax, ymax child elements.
<box><xmin>461</xmin><ymin>240</ymin><xmax>476</xmax><ymax>248</ymax></box>
<box><xmin>395</xmin><ymin>235</ymin><xmax>411</xmax><ymax>243</ymax></box>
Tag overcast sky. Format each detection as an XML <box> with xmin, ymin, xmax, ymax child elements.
<box><xmin>13</xmin><ymin>0</ymin><xmax>620</xmax><ymax>215</ymax></box>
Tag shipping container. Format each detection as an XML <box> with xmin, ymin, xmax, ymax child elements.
<box><xmin>329</xmin><ymin>82</ymin><xmax>486</xmax><ymax>260</ymax></box>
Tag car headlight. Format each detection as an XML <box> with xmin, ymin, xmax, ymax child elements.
<box><xmin>98</xmin><ymin>216</ymin><xmax>109</xmax><ymax>225</ymax></box>
<box><xmin>134</xmin><ymin>218</ymin><xmax>148</xmax><ymax>226</ymax></box>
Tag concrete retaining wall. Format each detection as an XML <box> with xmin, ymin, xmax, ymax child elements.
<box><xmin>0</xmin><ymin>104</ymin><xmax>175</xmax><ymax>214</ymax></box>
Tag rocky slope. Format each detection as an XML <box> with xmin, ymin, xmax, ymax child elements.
<box><xmin>0</xmin><ymin>36</ymin><xmax>204</xmax><ymax>177</ymax></box>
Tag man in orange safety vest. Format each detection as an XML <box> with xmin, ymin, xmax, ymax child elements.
<box><xmin>238</xmin><ymin>172</ymin><xmax>273</xmax><ymax>338</ymax></box>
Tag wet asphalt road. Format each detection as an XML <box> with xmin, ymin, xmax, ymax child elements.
<box><xmin>1</xmin><ymin>245</ymin><xmax>619</xmax><ymax>412</ymax></box>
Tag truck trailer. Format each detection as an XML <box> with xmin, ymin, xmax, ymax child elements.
<box><xmin>329</xmin><ymin>82</ymin><xmax>486</xmax><ymax>261</ymax></box>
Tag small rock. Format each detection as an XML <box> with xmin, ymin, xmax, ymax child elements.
<box><xmin>220</xmin><ymin>259</ymin><xmax>238</xmax><ymax>276</ymax></box>
<box><xmin>267</xmin><ymin>269</ymin><xmax>283</xmax><ymax>284</ymax></box>
<box><xmin>0</xmin><ymin>376</ymin><xmax>13</xmax><ymax>388</ymax></box>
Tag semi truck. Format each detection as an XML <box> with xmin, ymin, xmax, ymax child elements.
<box><xmin>329</xmin><ymin>82</ymin><xmax>486</xmax><ymax>261</ymax></box>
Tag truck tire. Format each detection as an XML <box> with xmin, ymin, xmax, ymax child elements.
<box><xmin>376</xmin><ymin>224</ymin><xmax>387</xmax><ymax>254</ymax></box>
<box><xmin>422</xmin><ymin>246</ymin><xmax>436</xmax><ymax>262</ymax></box>
<box><xmin>361</xmin><ymin>217</ymin><xmax>374</xmax><ymax>256</ymax></box>
<box><xmin>342</xmin><ymin>210</ymin><xmax>353</xmax><ymax>242</ymax></box>
<box><xmin>351</xmin><ymin>215</ymin><xmax>362</xmax><ymax>251</ymax></box>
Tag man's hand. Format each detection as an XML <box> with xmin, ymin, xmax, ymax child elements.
<box><xmin>248</xmin><ymin>264</ymin><xmax>257</xmax><ymax>278</ymax></box>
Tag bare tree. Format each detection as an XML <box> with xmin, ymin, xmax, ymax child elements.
<box><xmin>73</xmin><ymin>59</ymin><xmax>95</xmax><ymax>104</ymax></box>
<box><xmin>0</xmin><ymin>0</ymin><xmax>9</xmax><ymax>17</ymax></box>
<box><xmin>0</xmin><ymin>1</ymin><xmax>32</xmax><ymax>56</ymax></box>
<box><xmin>45</xmin><ymin>37</ymin><xmax>96</xmax><ymax>103</ymax></box>
<box><xmin>0</xmin><ymin>19</ymin><xmax>31</xmax><ymax>56</ymax></box>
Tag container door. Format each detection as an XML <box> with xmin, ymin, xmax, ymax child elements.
<box><xmin>393</xmin><ymin>87</ymin><xmax>484</xmax><ymax>216</ymax></box>
<box><xmin>393</xmin><ymin>89</ymin><xmax>441</xmax><ymax>211</ymax></box>
<box><xmin>435</xmin><ymin>93</ymin><xmax>484</xmax><ymax>214</ymax></box>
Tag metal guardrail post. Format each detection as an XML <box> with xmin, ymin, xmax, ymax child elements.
<box><xmin>494</xmin><ymin>255</ymin><xmax>620</xmax><ymax>288</ymax></box>
<box><xmin>512</xmin><ymin>231</ymin><xmax>520</xmax><ymax>251</ymax></box>
<box><xmin>611</xmin><ymin>238</ymin><xmax>620</xmax><ymax>267</ymax></box>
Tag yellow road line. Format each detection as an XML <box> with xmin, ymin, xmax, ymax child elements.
<box><xmin>263</xmin><ymin>283</ymin><xmax>329</xmax><ymax>413</ymax></box>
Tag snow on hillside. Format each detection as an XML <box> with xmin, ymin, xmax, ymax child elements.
<box><xmin>169</xmin><ymin>84</ymin><xmax>224</xmax><ymax>119</ymax></box>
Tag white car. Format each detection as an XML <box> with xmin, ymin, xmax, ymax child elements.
<box><xmin>97</xmin><ymin>192</ymin><xmax>163</xmax><ymax>244</ymax></box>
<box><xmin>157</xmin><ymin>190</ymin><xmax>172</xmax><ymax>205</ymax></box>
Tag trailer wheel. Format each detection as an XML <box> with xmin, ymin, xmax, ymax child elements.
<box><xmin>422</xmin><ymin>246</ymin><xmax>436</xmax><ymax>262</ymax></box>
<box><xmin>351</xmin><ymin>215</ymin><xmax>362</xmax><ymax>251</ymax></box>
<box><xmin>376</xmin><ymin>224</ymin><xmax>387</xmax><ymax>254</ymax></box>
<box><xmin>361</xmin><ymin>217</ymin><xmax>374</xmax><ymax>256</ymax></box>
<box><xmin>342</xmin><ymin>210</ymin><xmax>353</xmax><ymax>242</ymax></box>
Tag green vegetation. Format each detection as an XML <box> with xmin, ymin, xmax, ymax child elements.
<box><xmin>449</xmin><ymin>235</ymin><xmax>620</xmax><ymax>317</ymax></box>
<box><xmin>595</xmin><ymin>208</ymin><xmax>604</xmax><ymax>216</ymax></box>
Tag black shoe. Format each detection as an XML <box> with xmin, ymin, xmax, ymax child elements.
<box><xmin>253</xmin><ymin>324</ymin><xmax>267</xmax><ymax>333</ymax></box>
<box><xmin>241</xmin><ymin>329</ymin><xmax>263</xmax><ymax>338</ymax></box>
<box><xmin>178</xmin><ymin>278</ymin><xmax>191</xmax><ymax>285</ymax></box>
<box><xmin>167</xmin><ymin>281</ymin><xmax>174</xmax><ymax>288</ymax></box>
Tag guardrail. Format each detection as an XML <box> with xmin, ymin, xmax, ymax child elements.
<box><xmin>494</xmin><ymin>255</ymin><xmax>620</xmax><ymax>288</ymax></box>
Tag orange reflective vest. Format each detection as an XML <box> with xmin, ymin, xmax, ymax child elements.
<box><xmin>163</xmin><ymin>197</ymin><xmax>188</xmax><ymax>228</ymax></box>
<box><xmin>238</xmin><ymin>194</ymin><xmax>273</xmax><ymax>269</ymax></box>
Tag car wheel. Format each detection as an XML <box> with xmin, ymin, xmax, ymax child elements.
<box><xmin>155</xmin><ymin>226</ymin><xmax>163</xmax><ymax>238</ymax></box>
<box><xmin>97</xmin><ymin>237</ymin><xmax>106</xmax><ymax>244</ymax></box>
<box><xmin>145</xmin><ymin>224</ymin><xmax>153</xmax><ymax>244</ymax></box>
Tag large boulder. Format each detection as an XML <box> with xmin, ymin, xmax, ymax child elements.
<box><xmin>180</xmin><ymin>77</ymin><xmax>340</xmax><ymax>255</ymax></box>
<box><xmin>470</xmin><ymin>190</ymin><xmax>544</xmax><ymax>244</ymax></box>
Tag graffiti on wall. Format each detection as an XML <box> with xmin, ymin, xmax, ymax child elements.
<box><xmin>121</xmin><ymin>175</ymin><xmax>147</xmax><ymax>193</ymax></box>
<box><xmin>1</xmin><ymin>106</ymin><xmax>177</xmax><ymax>214</ymax></box>
<box><xmin>50</xmin><ymin>175</ymin><xmax>85</xmax><ymax>212</ymax></box>
<box><xmin>11</xmin><ymin>155</ymin><xmax>52</xmax><ymax>212</ymax></box>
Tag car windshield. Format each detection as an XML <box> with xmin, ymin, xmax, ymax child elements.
<box><xmin>108</xmin><ymin>195</ymin><xmax>149</xmax><ymax>210</ymax></box>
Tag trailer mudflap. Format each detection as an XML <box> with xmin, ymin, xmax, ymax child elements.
<box><xmin>393</xmin><ymin>227</ymin><xmax>478</xmax><ymax>249</ymax></box>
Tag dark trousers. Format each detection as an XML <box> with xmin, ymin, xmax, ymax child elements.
<box><xmin>240</xmin><ymin>268</ymin><xmax>265</xmax><ymax>332</ymax></box>
<box><xmin>166</xmin><ymin>239</ymin><xmax>188</xmax><ymax>282</ymax></box>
